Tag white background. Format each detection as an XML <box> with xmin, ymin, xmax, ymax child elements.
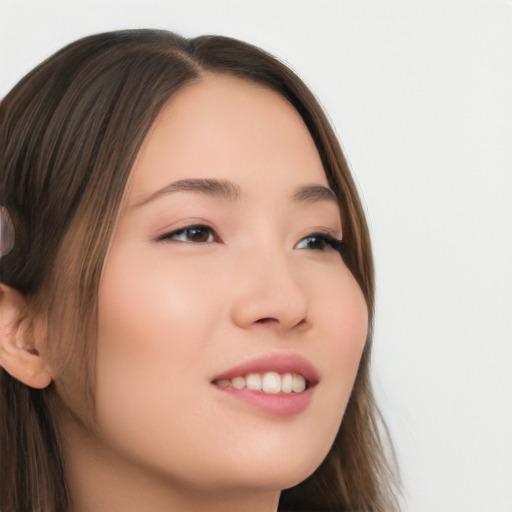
<box><xmin>1</xmin><ymin>1</ymin><xmax>511</xmax><ymax>511</ymax></box>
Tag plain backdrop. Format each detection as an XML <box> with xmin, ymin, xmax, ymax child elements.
<box><xmin>1</xmin><ymin>1</ymin><xmax>511</xmax><ymax>511</ymax></box>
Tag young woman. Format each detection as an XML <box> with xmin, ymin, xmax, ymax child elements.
<box><xmin>0</xmin><ymin>29</ymin><xmax>399</xmax><ymax>512</ymax></box>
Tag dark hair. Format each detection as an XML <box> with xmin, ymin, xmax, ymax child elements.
<box><xmin>0</xmin><ymin>29</ymin><xmax>399</xmax><ymax>511</ymax></box>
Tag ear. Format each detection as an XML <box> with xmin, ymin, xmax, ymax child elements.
<box><xmin>0</xmin><ymin>283</ymin><xmax>53</xmax><ymax>389</ymax></box>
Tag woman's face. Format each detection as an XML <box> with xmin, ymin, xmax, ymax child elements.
<box><xmin>94</xmin><ymin>75</ymin><xmax>368</xmax><ymax>498</ymax></box>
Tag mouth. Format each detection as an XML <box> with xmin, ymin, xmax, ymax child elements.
<box><xmin>211</xmin><ymin>352</ymin><xmax>319</xmax><ymax>416</ymax></box>
<box><xmin>213</xmin><ymin>371</ymin><xmax>309</xmax><ymax>394</ymax></box>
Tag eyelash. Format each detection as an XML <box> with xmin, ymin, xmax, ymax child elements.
<box><xmin>157</xmin><ymin>224</ymin><xmax>343</xmax><ymax>253</ymax></box>
<box><xmin>295</xmin><ymin>233</ymin><xmax>343</xmax><ymax>253</ymax></box>
<box><xmin>157</xmin><ymin>225</ymin><xmax>217</xmax><ymax>244</ymax></box>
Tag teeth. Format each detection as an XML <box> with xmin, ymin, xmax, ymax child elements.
<box><xmin>262</xmin><ymin>372</ymin><xmax>281</xmax><ymax>393</ymax></box>
<box><xmin>292</xmin><ymin>374</ymin><xmax>306</xmax><ymax>393</ymax></box>
<box><xmin>215</xmin><ymin>372</ymin><xmax>307</xmax><ymax>393</ymax></box>
<box><xmin>246</xmin><ymin>373</ymin><xmax>262</xmax><ymax>391</ymax></box>
<box><xmin>231</xmin><ymin>376</ymin><xmax>245</xmax><ymax>389</ymax></box>
<box><xmin>281</xmin><ymin>373</ymin><xmax>293</xmax><ymax>393</ymax></box>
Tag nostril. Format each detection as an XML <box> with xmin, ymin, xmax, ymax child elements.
<box><xmin>254</xmin><ymin>317</ymin><xmax>308</xmax><ymax>327</ymax></box>
<box><xmin>255</xmin><ymin>317</ymin><xmax>278</xmax><ymax>325</ymax></box>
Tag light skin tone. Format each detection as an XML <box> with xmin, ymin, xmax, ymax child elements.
<box><xmin>0</xmin><ymin>74</ymin><xmax>368</xmax><ymax>512</ymax></box>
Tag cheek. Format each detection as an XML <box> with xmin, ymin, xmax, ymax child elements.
<box><xmin>309</xmin><ymin>261</ymin><xmax>368</xmax><ymax>372</ymax></box>
<box><xmin>97</xmin><ymin>241</ymin><xmax>224</xmax><ymax>362</ymax></box>
<box><xmin>93</xmin><ymin>245</ymin><xmax>222</xmax><ymax>452</ymax></box>
<box><xmin>314</xmin><ymin>268</ymin><xmax>368</xmax><ymax>431</ymax></box>
<box><xmin>325</xmin><ymin>278</ymin><xmax>368</xmax><ymax>371</ymax></box>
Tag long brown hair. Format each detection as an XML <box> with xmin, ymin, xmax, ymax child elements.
<box><xmin>0</xmin><ymin>29</ymin><xmax>399</xmax><ymax>511</ymax></box>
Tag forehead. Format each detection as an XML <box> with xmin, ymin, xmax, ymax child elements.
<box><xmin>127</xmin><ymin>74</ymin><xmax>328</xmax><ymax>203</ymax></box>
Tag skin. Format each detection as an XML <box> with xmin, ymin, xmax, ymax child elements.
<box><xmin>58</xmin><ymin>74</ymin><xmax>369</xmax><ymax>512</ymax></box>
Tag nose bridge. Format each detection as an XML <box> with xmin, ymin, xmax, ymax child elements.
<box><xmin>230</xmin><ymin>236</ymin><xmax>309</xmax><ymax>331</ymax></box>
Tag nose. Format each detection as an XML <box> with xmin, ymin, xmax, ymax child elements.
<box><xmin>229</xmin><ymin>248</ymin><xmax>309</xmax><ymax>333</ymax></box>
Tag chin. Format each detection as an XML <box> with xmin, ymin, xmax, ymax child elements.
<box><xmin>208</xmin><ymin>442</ymin><xmax>331</xmax><ymax>494</ymax></box>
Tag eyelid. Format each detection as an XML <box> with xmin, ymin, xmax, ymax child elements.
<box><xmin>156</xmin><ymin>224</ymin><xmax>220</xmax><ymax>243</ymax></box>
<box><xmin>294</xmin><ymin>231</ymin><xmax>344</xmax><ymax>252</ymax></box>
<box><xmin>300</xmin><ymin>227</ymin><xmax>343</xmax><ymax>243</ymax></box>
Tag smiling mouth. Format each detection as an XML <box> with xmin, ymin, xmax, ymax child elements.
<box><xmin>213</xmin><ymin>372</ymin><xmax>308</xmax><ymax>394</ymax></box>
<box><xmin>211</xmin><ymin>352</ymin><xmax>319</xmax><ymax>416</ymax></box>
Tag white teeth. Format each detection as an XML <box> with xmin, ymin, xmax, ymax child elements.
<box><xmin>246</xmin><ymin>373</ymin><xmax>262</xmax><ymax>391</ymax></box>
<box><xmin>292</xmin><ymin>374</ymin><xmax>306</xmax><ymax>393</ymax></box>
<box><xmin>215</xmin><ymin>372</ymin><xmax>307</xmax><ymax>393</ymax></box>
<box><xmin>281</xmin><ymin>373</ymin><xmax>293</xmax><ymax>393</ymax></box>
<box><xmin>231</xmin><ymin>376</ymin><xmax>245</xmax><ymax>389</ymax></box>
<box><xmin>262</xmin><ymin>372</ymin><xmax>281</xmax><ymax>393</ymax></box>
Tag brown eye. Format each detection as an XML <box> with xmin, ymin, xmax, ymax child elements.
<box><xmin>159</xmin><ymin>225</ymin><xmax>216</xmax><ymax>243</ymax></box>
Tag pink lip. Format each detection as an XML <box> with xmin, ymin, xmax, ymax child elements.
<box><xmin>211</xmin><ymin>352</ymin><xmax>319</xmax><ymax>416</ymax></box>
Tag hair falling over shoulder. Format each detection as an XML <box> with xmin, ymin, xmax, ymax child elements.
<box><xmin>0</xmin><ymin>29</ymin><xmax>400</xmax><ymax>512</ymax></box>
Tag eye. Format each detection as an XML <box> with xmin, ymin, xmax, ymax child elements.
<box><xmin>157</xmin><ymin>224</ymin><xmax>217</xmax><ymax>244</ymax></box>
<box><xmin>295</xmin><ymin>233</ymin><xmax>343</xmax><ymax>252</ymax></box>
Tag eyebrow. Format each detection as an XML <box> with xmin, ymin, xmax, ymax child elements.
<box><xmin>133</xmin><ymin>178</ymin><xmax>338</xmax><ymax>207</ymax></box>
<box><xmin>291</xmin><ymin>184</ymin><xmax>338</xmax><ymax>204</ymax></box>
<box><xmin>133</xmin><ymin>178</ymin><xmax>242</xmax><ymax>207</ymax></box>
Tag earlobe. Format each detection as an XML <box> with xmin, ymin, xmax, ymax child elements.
<box><xmin>0</xmin><ymin>283</ymin><xmax>53</xmax><ymax>389</ymax></box>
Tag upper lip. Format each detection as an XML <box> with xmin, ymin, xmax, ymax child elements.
<box><xmin>211</xmin><ymin>352</ymin><xmax>320</xmax><ymax>387</ymax></box>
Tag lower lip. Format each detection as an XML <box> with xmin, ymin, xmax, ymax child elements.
<box><xmin>212</xmin><ymin>385</ymin><xmax>314</xmax><ymax>416</ymax></box>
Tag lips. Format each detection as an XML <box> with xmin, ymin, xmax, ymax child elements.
<box><xmin>211</xmin><ymin>352</ymin><xmax>319</xmax><ymax>416</ymax></box>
